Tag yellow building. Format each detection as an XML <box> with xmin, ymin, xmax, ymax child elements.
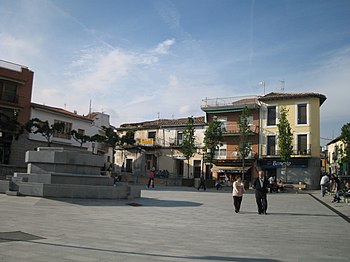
<box><xmin>258</xmin><ymin>92</ymin><xmax>326</xmax><ymax>189</ymax></box>
<box><xmin>327</xmin><ymin>137</ymin><xmax>347</xmax><ymax>175</ymax></box>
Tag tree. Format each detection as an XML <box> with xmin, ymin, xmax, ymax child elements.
<box><xmin>120</xmin><ymin>130</ymin><xmax>136</xmax><ymax>146</ymax></box>
<box><xmin>277</xmin><ymin>107</ymin><xmax>293</xmax><ymax>182</ymax></box>
<box><xmin>180</xmin><ymin>117</ymin><xmax>196</xmax><ymax>178</ymax></box>
<box><xmin>25</xmin><ymin>118</ymin><xmax>65</xmax><ymax>147</ymax></box>
<box><xmin>203</xmin><ymin>117</ymin><xmax>223</xmax><ymax>178</ymax></box>
<box><xmin>0</xmin><ymin>111</ymin><xmax>24</xmax><ymax>140</ymax></box>
<box><xmin>71</xmin><ymin>130</ymin><xmax>91</xmax><ymax>147</ymax></box>
<box><xmin>340</xmin><ymin>122</ymin><xmax>350</xmax><ymax>175</ymax></box>
<box><xmin>237</xmin><ymin>107</ymin><xmax>252</xmax><ymax>182</ymax></box>
<box><xmin>90</xmin><ymin>126</ymin><xmax>120</xmax><ymax>162</ymax></box>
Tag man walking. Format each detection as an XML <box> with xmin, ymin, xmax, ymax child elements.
<box><xmin>197</xmin><ymin>173</ymin><xmax>206</xmax><ymax>191</ymax></box>
<box><xmin>252</xmin><ymin>170</ymin><xmax>269</xmax><ymax>214</ymax></box>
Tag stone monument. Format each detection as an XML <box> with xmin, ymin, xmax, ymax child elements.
<box><xmin>0</xmin><ymin>147</ymin><xmax>140</xmax><ymax>199</ymax></box>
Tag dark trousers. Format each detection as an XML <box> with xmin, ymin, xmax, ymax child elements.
<box><xmin>198</xmin><ymin>181</ymin><xmax>206</xmax><ymax>190</ymax></box>
<box><xmin>233</xmin><ymin>196</ymin><xmax>243</xmax><ymax>212</ymax></box>
<box><xmin>147</xmin><ymin>178</ymin><xmax>154</xmax><ymax>188</ymax></box>
<box><xmin>255</xmin><ymin>191</ymin><xmax>268</xmax><ymax>214</ymax></box>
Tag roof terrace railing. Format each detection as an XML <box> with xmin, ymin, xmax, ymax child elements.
<box><xmin>201</xmin><ymin>95</ymin><xmax>259</xmax><ymax>109</ymax></box>
<box><xmin>0</xmin><ymin>60</ymin><xmax>26</xmax><ymax>72</ymax></box>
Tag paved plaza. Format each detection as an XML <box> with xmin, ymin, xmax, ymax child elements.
<box><xmin>0</xmin><ymin>186</ymin><xmax>349</xmax><ymax>262</ymax></box>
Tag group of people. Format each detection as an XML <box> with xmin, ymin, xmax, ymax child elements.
<box><xmin>320</xmin><ymin>172</ymin><xmax>350</xmax><ymax>202</ymax></box>
<box><xmin>268</xmin><ymin>176</ymin><xmax>284</xmax><ymax>193</ymax></box>
<box><xmin>232</xmin><ymin>170</ymin><xmax>269</xmax><ymax>215</ymax></box>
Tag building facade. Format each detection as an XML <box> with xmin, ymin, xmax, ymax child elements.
<box><xmin>201</xmin><ymin>96</ymin><xmax>260</xmax><ymax>182</ymax></box>
<box><xmin>115</xmin><ymin>117</ymin><xmax>206</xmax><ymax>179</ymax></box>
<box><xmin>327</xmin><ymin>136</ymin><xmax>347</xmax><ymax>176</ymax></box>
<box><xmin>10</xmin><ymin>103</ymin><xmax>114</xmax><ymax>169</ymax></box>
<box><xmin>258</xmin><ymin>92</ymin><xmax>326</xmax><ymax>189</ymax></box>
<box><xmin>0</xmin><ymin>60</ymin><xmax>33</xmax><ymax>165</ymax></box>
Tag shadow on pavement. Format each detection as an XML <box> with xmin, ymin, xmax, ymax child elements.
<box><xmin>36</xmin><ymin>197</ymin><xmax>202</xmax><ymax>207</ymax></box>
<box><xmin>23</xmin><ymin>240</ymin><xmax>280</xmax><ymax>261</ymax></box>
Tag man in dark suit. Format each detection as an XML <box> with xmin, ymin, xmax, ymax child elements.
<box><xmin>252</xmin><ymin>170</ymin><xmax>269</xmax><ymax>214</ymax></box>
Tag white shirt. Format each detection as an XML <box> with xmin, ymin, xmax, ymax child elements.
<box><xmin>320</xmin><ymin>175</ymin><xmax>329</xmax><ymax>185</ymax></box>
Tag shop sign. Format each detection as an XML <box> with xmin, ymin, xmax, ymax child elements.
<box><xmin>140</xmin><ymin>139</ymin><xmax>154</xmax><ymax>146</ymax></box>
<box><xmin>259</xmin><ymin>159</ymin><xmax>308</xmax><ymax>168</ymax></box>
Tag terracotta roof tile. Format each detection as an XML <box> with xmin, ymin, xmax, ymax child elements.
<box><xmin>31</xmin><ymin>102</ymin><xmax>92</xmax><ymax>122</ymax></box>
<box><xmin>119</xmin><ymin>116</ymin><xmax>205</xmax><ymax>129</ymax></box>
<box><xmin>258</xmin><ymin>92</ymin><xmax>327</xmax><ymax>106</ymax></box>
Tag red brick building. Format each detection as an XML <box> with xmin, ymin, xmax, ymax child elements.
<box><xmin>0</xmin><ymin>60</ymin><xmax>34</xmax><ymax>164</ymax></box>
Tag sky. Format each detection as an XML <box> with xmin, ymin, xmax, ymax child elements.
<box><xmin>1</xmin><ymin>0</ymin><xmax>349</xmax><ymax>146</ymax></box>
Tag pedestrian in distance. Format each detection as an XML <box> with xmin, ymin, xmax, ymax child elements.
<box><xmin>320</xmin><ymin>173</ymin><xmax>330</xmax><ymax>197</ymax></box>
<box><xmin>232</xmin><ymin>175</ymin><xmax>245</xmax><ymax>213</ymax></box>
<box><xmin>197</xmin><ymin>173</ymin><xmax>206</xmax><ymax>191</ymax></box>
<box><xmin>252</xmin><ymin>170</ymin><xmax>269</xmax><ymax>215</ymax></box>
<box><xmin>147</xmin><ymin>167</ymin><xmax>155</xmax><ymax>188</ymax></box>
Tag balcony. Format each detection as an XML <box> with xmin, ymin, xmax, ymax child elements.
<box><xmin>261</xmin><ymin>144</ymin><xmax>312</xmax><ymax>157</ymax></box>
<box><xmin>201</xmin><ymin>95</ymin><xmax>259</xmax><ymax>111</ymax></box>
<box><xmin>0</xmin><ymin>94</ymin><xmax>19</xmax><ymax>104</ymax></box>
<box><xmin>222</xmin><ymin>123</ymin><xmax>259</xmax><ymax>136</ymax></box>
<box><xmin>224</xmin><ymin>150</ymin><xmax>257</xmax><ymax>160</ymax></box>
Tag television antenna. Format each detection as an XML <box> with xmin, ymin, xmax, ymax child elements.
<box><xmin>279</xmin><ymin>80</ymin><xmax>285</xmax><ymax>92</ymax></box>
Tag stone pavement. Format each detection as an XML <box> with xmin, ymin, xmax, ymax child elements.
<box><xmin>0</xmin><ymin>186</ymin><xmax>349</xmax><ymax>262</ymax></box>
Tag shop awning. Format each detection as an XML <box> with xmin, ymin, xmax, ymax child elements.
<box><xmin>211</xmin><ymin>166</ymin><xmax>251</xmax><ymax>173</ymax></box>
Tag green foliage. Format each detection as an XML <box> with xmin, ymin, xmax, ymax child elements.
<box><xmin>340</xmin><ymin>122</ymin><xmax>350</xmax><ymax>172</ymax></box>
<box><xmin>180</xmin><ymin>117</ymin><xmax>197</xmax><ymax>177</ymax></box>
<box><xmin>25</xmin><ymin>118</ymin><xmax>65</xmax><ymax>147</ymax></box>
<box><xmin>277</xmin><ymin>107</ymin><xmax>293</xmax><ymax>161</ymax></box>
<box><xmin>203</xmin><ymin>117</ymin><xmax>223</xmax><ymax>165</ymax></box>
<box><xmin>120</xmin><ymin>130</ymin><xmax>136</xmax><ymax>146</ymax></box>
<box><xmin>71</xmin><ymin>130</ymin><xmax>91</xmax><ymax>147</ymax></box>
<box><xmin>0</xmin><ymin>111</ymin><xmax>24</xmax><ymax>140</ymax></box>
<box><xmin>237</xmin><ymin>107</ymin><xmax>252</xmax><ymax>180</ymax></box>
<box><xmin>237</xmin><ymin>107</ymin><xmax>252</xmax><ymax>161</ymax></box>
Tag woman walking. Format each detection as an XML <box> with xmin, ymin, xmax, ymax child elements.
<box><xmin>232</xmin><ymin>175</ymin><xmax>245</xmax><ymax>213</ymax></box>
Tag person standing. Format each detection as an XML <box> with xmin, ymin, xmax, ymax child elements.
<box><xmin>232</xmin><ymin>175</ymin><xmax>245</xmax><ymax>213</ymax></box>
<box><xmin>320</xmin><ymin>173</ymin><xmax>330</xmax><ymax>197</ymax></box>
<box><xmin>147</xmin><ymin>167</ymin><xmax>155</xmax><ymax>188</ymax></box>
<box><xmin>252</xmin><ymin>170</ymin><xmax>269</xmax><ymax>215</ymax></box>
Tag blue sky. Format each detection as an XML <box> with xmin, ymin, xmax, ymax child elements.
<box><xmin>1</xmin><ymin>0</ymin><xmax>350</xmax><ymax>146</ymax></box>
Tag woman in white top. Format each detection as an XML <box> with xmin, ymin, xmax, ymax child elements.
<box><xmin>232</xmin><ymin>175</ymin><xmax>245</xmax><ymax>213</ymax></box>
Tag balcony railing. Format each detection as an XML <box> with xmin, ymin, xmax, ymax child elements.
<box><xmin>261</xmin><ymin>144</ymin><xmax>312</xmax><ymax>157</ymax></box>
<box><xmin>0</xmin><ymin>94</ymin><xmax>19</xmax><ymax>103</ymax></box>
<box><xmin>222</xmin><ymin>123</ymin><xmax>259</xmax><ymax>135</ymax></box>
<box><xmin>222</xmin><ymin>150</ymin><xmax>257</xmax><ymax>160</ymax></box>
<box><xmin>201</xmin><ymin>95</ymin><xmax>259</xmax><ymax>109</ymax></box>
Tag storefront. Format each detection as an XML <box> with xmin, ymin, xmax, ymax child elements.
<box><xmin>258</xmin><ymin>158</ymin><xmax>309</xmax><ymax>182</ymax></box>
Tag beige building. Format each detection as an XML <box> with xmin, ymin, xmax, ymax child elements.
<box><xmin>115</xmin><ymin>117</ymin><xmax>206</xmax><ymax>180</ymax></box>
<box><xmin>327</xmin><ymin>136</ymin><xmax>347</xmax><ymax>175</ymax></box>
<box><xmin>258</xmin><ymin>92</ymin><xmax>326</xmax><ymax>189</ymax></box>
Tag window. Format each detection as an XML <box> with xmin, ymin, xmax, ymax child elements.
<box><xmin>77</xmin><ymin>129</ymin><xmax>85</xmax><ymax>135</ymax></box>
<box><xmin>217</xmin><ymin>116</ymin><xmax>227</xmax><ymax>132</ymax></box>
<box><xmin>267</xmin><ymin>135</ymin><xmax>276</xmax><ymax>155</ymax></box>
<box><xmin>297</xmin><ymin>104</ymin><xmax>307</xmax><ymax>124</ymax></box>
<box><xmin>0</xmin><ymin>81</ymin><xmax>17</xmax><ymax>103</ymax></box>
<box><xmin>215</xmin><ymin>144</ymin><xmax>227</xmax><ymax>159</ymax></box>
<box><xmin>177</xmin><ymin>131</ymin><xmax>183</xmax><ymax>145</ymax></box>
<box><xmin>267</xmin><ymin>106</ymin><xmax>276</xmax><ymax>126</ymax></box>
<box><xmin>53</xmin><ymin>120</ymin><xmax>72</xmax><ymax>139</ymax></box>
<box><xmin>148</xmin><ymin>131</ymin><xmax>156</xmax><ymax>139</ymax></box>
<box><xmin>297</xmin><ymin>134</ymin><xmax>308</xmax><ymax>154</ymax></box>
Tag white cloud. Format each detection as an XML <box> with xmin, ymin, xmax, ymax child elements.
<box><xmin>152</xmin><ymin>38</ymin><xmax>176</xmax><ymax>55</ymax></box>
<box><xmin>0</xmin><ymin>33</ymin><xmax>40</xmax><ymax>64</ymax></box>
